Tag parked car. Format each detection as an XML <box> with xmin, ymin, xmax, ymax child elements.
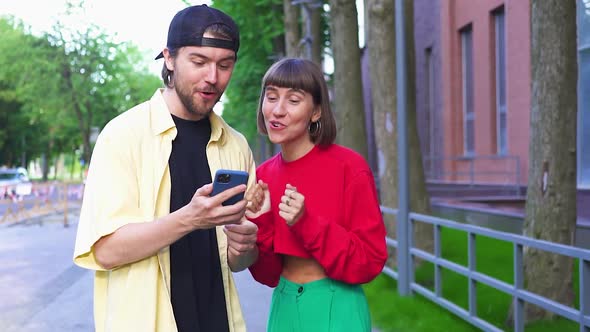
<box><xmin>0</xmin><ymin>167</ymin><xmax>33</xmax><ymax>198</ymax></box>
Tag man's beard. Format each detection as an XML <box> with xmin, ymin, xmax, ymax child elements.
<box><xmin>174</xmin><ymin>76</ymin><xmax>221</xmax><ymax>117</ymax></box>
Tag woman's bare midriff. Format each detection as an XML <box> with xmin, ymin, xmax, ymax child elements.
<box><xmin>281</xmin><ymin>255</ymin><xmax>327</xmax><ymax>284</ymax></box>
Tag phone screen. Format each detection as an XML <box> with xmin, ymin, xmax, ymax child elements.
<box><xmin>211</xmin><ymin>169</ymin><xmax>249</xmax><ymax>206</ymax></box>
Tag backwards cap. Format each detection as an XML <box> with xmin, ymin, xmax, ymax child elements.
<box><xmin>155</xmin><ymin>4</ymin><xmax>239</xmax><ymax>60</ymax></box>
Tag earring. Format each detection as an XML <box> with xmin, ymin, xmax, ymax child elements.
<box><xmin>309</xmin><ymin>121</ymin><xmax>321</xmax><ymax>136</ymax></box>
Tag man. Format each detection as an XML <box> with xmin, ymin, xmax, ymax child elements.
<box><xmin>73</xmin><ymin>5</ymin><xmax>259</xmax><ymax>332</ymax></box>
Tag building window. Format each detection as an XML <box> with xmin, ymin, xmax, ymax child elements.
<box><xmin>461</xmin><ymin>25</ymin><xmax>475</xmax><ymax>156</ymax></box>
<box><xmin>578</xmin><ymin>0</ymin><xmax>590</xmax><ymax>188</ymax></box>
<box><xmin>494</xmin><ymin>7</ymin><xmax>507</xmax><ymax>155</ymax></box>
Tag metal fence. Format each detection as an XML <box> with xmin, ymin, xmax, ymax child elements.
<box><xmin>0</xmin><ymin>182</ymin><xmax>84</xmax><ymax>226</ymax></box>
<box><xmin>381</xmin><ymin>206</ymin><xmax>590</xmax><ymax>332</ymax></box>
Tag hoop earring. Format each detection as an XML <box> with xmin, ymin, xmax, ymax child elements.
<box><xmin>309</xmin><ymin>121</ymin><xmax>321</xmax><ymax>136</ymax></box>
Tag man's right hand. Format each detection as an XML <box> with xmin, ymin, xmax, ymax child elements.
<box><xmin>179</xmin><ymin>183</ymin><xmax>248</xmax><ymax>231</ymax></box>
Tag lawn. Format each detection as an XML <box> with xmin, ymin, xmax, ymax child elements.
<box><xmin>363</xmin><ymin>228</ymin><xmax>581</xmax><ymax>332</ymax></box>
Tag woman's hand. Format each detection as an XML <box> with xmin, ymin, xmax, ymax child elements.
<box><xmin>245</xmin><ymin>180</ymin><xmax>270</xmax><ymax>219</ymax></box>
<box><xmin>279</xmin><ymin>184</ymin><xmax>305</xmax><ymax>226</ymax></box>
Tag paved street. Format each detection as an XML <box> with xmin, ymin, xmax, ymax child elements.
<box><xmin>0</xmin><ymin>212</ymin><xmax>273</xmax><ymax>332</ymax></box>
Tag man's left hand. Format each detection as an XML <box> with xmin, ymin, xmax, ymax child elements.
<box><xmin>224</xmin><ymin>219</ymin><xmax>258</xmax><ymax>271</ymax></box>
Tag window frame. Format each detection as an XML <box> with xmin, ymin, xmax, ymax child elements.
<box><xmin>461</xmin><ymin>25</ymin><xmax>475</xmax><ymax>157</ymax></box>
<box><xmin>494</xmin><ymin>7</ymin><xmax>508</xmax><ymax>156</ymax></box>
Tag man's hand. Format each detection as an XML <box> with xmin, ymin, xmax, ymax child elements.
<box><xmin>178</xmin><ymin>183</ymin><xmax>248</xmax><ymax>231</ymax></box>
<box><xmin>224</xmin><ymin>218</ymin><xmax>259</xmax><ymax>271</ymax></box>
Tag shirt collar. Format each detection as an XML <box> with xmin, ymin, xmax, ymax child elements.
<box><xmin>150</xmin><ymin>89</ymin><xmax>176</xmax><ymax>136</ymax></box>
<box><xmin>208</xmin><ymin>111</ymin><xmax>227</xmax><ymax>145</ymax></box>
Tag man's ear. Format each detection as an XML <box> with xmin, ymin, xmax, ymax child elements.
<box><xmin>163</xmin><ymin>48</ymin><xmax>174</xmax><ymax>71</ymax></box>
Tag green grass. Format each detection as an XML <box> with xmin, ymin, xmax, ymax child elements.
<box><xmin>363</xmin><ymin>228</ymin><xmax>581</xmax><ymax>332</ymax></box>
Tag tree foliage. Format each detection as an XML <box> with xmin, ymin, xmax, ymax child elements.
<box><xmin>0</xmin><ymin>18</ymin><xmax>57</xmax><ymax>167</ymax></box>
<box><xmin>0</xmin><ymin>8</ymin><xmax>161</xmax><ymax>173</ymax></box>
<box><xmin>211</xmin><ymin>0</ymin><xmax>284</xmax><ymax>148</ymax></box>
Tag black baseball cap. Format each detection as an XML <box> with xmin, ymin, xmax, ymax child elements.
<box><xmin>155</xmin><ymin>4</ymin><xmax>240</xmax><ymax>60</ymax></box>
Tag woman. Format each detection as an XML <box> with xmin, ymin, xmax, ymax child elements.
<box><xmin>247</xmin><ymin>58</ymin><xmax>387</xmax><ymax>332</ymax></box>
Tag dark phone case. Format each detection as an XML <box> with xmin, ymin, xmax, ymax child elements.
<box><xmin>211</xmin><ymin>169</ymin><xmax>249</xmax><ymax>206</ymax></box>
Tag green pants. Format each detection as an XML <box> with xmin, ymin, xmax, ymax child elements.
<box><xmin>267</xmin><ymin>276</ymin><xmax>371</xmax><ymax>332</ymax></box>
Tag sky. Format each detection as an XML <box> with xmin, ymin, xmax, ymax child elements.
<box><xmin>0</xmin><ymin>0</ymin><xmax>210</xmax><ymax>76</ymax></box>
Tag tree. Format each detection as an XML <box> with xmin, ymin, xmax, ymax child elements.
<box><xmin>519</xmin><ymin>0</ymin><xmax>578</xmax><ymax>323</ymax></box>
<box><xmin>284</xmin><ymin>0</ymin><xmax>301</xmax><ymax>57</ymax></box>
<box><xmin>0</xmin><ymin>18</ymin><xmax>63</xmax><ymax>170</ymax></box>
<box><xmin>46</xmin><ymin>17</ymin><xmax>160</xmax><ymax>164</ymax></box>
<box><xmin>310</xmin><ymin>4</ymin><xmax>323</xmax><ymax>64</ymax></box>
<box><xmin>0</xmin><ymin>9</ymin><xmax>161</xmax><ymax>177</ymax></box>
<box><xmin>212</xmin><ymin>0</ymin><xmax>284</xmax><ymax>155</ymax></box>
<box><xmin>328</xmin><ymin>0</ymin><xmax>368</xmax><ymax>160</ymax></box>
<box><xmin>366</xmin><ymin>0</ymin><xmax>433</xmax><ymax>266</ymax></box>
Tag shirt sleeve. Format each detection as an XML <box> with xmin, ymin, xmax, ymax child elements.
<box><xmin>289</xmin><ymin>170</ymin><xmax>387</xmax><ymax>284</ymax></box>
<box><xmin>248</xmin><ymin>212</ymin><xmax>283</xmax><ymax>287</ymax></box>
<box><xmin>73</xmin><ymin>129</ymin><xmax>144</xmax><ymax>271</ymax></box>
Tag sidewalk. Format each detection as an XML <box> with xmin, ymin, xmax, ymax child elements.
<box><xmin>0</xmin><ymin>213</ymin><xmax>379</xmax><ymax>332</ymax></box>
<box><xmin>0</xmin><ymin>213</ymin><xmax>273</xmax><ymax>332</ymax></box>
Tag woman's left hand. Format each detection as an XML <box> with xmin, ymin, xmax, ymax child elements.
<box><xmin>279</xmin><ymin>184</ymin><xmax>305</xmax><ymax>226</ymax></box>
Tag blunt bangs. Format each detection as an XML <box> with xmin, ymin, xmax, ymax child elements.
<box><xmin>262</xmin><ymin>59</ymin><xmax>321</xmax><ymax>105</ymax></box>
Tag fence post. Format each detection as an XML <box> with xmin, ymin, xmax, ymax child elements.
<box><xmin>513</xmin><ymin>243</ymin><xmax>524</xmax><ymax>332</ymax></box>
<box><xmin>581</xmin><ymin>259</ymin><xmax>590</xmax><ymax>331</ymax></box>
<box><xmin>63</xmin><ymin>183</ymin><xmax>68</xmax><ymax>228</ymax></box>
<box><xmin>395</xmin><ymin>0</ymin><xmax>410</xmax><ymax>296</ymax></box>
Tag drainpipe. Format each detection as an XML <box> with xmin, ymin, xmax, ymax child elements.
<box><xmin>395</xmin><ymin>0</ymin><xmax>411</xmax><ymax>296</ymax></box>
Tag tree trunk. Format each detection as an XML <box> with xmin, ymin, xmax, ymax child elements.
<box><xmin>367</xmin><ymin>0</ymin><xmax>398</xmax><ymax>266</ymax></box>
<box><xmin>283</xmin><ymin>0</ymin><xmax>300</xmax><ymax>57</ymax></box>
<box><xmin>367</xmin><ymin>0</ymin><xmax>433</xmax><ymax>267</ymax></box>
<box><xmin>520</xmin><ymin>0</ymin><xmax>577</xmax><ymax>323</ymax></box>
<box><xmin>329</xmin><ymin>0</ymin><xmax>369</xmax><ymax>160</ymax></box>
<box><xmin>41</xmin><ymin>153</ymin><xmax>49</xmax><ymax>182</ymax></box>
<box><xmin>310</xmin><ymin>6</ymin><xmax>322</xmax><ymax>64</ymax></box>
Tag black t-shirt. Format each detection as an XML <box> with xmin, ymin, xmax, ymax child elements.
<box><xmin>168</xmin><ymin>114</ymin><xmax>229</xmax><ymax>332</ymax></box>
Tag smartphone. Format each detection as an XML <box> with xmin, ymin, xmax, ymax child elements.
<box><xmin>211</xmin><ymin>169</ymin><xmax>249</xmax><ymax>206</ymax></box>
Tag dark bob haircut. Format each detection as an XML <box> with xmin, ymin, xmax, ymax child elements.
<box><xmin>256</xmin><ymin>58</ymin><xmax>336</xmax><ymax>146</ymax></box>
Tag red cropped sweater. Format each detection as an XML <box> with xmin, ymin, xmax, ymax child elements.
<box><xmin>248</xmin><ymin>144</ymin><xmax>387</xmax><ymax>287</ymax></box>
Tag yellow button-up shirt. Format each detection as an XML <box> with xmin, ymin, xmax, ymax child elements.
<box><xmin>74</xmin><ymin>90</ymin><xmax>255</xmax><ymax>332</ymax></box>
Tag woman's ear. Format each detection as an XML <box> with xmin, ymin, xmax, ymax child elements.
<box><xmin>311</xmin><ymin>107</ymin><xmax>321</xmax><ymax>123</ymax></box>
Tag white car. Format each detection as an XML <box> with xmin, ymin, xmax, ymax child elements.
<box><xmin>0</xmin><ymin>167</ymin><xmax>33</xmax><ymax>198</ymax></box>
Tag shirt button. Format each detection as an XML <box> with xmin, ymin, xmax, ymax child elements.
<box><xmin>298</xmin><ymin>286</ymin><xmax>303</xmax><ymax>294</ymax></box>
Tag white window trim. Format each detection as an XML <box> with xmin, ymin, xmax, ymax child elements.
<box><xmin>495</xmin><ymin>9</ymin><xmax>508</xmax><ymax>156</ymax></box>
<box><xmin>578</xmin><ymin>45</ymin><xmax>590</xmax><ymax>188</ymax></box>
<box><xmin>461</xmin><ymin>28</ymin><xmax>475</xmax><ymax>156</ymax></box>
